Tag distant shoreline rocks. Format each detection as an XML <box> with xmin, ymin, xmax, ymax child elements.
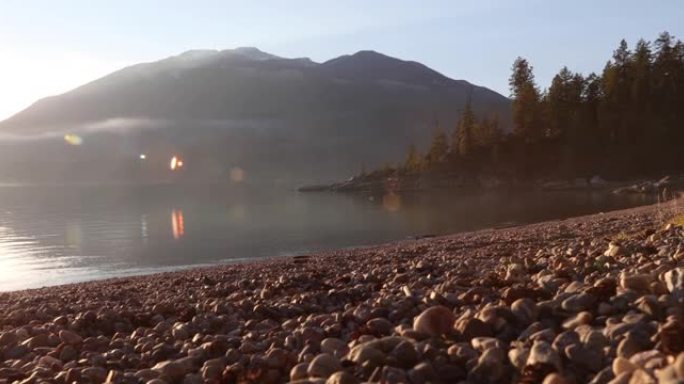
<box><xmin>299</xmin><ymin>173</ymin><xmax>684</xmax><ymax>195</ymax></box>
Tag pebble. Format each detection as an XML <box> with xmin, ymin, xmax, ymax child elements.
<box><xmin>82</xmin><ymin>366</ymin><xmax>108</xmax><ymax>382</ymax></box>
<box><xmin>582</xmin><ymin>330</ymin><xmax>608</xmax><ymax>351</ymax></box>
<box><xmin>454</xmin><ymin>317</ymin><xmax>493</xmax><ymax>340</ymax></box>
<box><xmin>566</xmin><ymin>344</ymin><xmax>603</xmax><ymax>372</ymax></box>
<box><xmin>675</xmin><ymin>353</ymin><xmax>684</xmax><ymax>379</ymax></box>
<box><xmin>629</xmin><ymin>369</ymin><xmax>656</xmax><ymax>384</ymax></box>
<box><xmin>664</xmin><ymin>268</ymin><xmax>684</xmax><ymax>294</ymax></box>
<box><xmin>366</xmin><ymin>318</ymin><xmax>393</xmax><ymax>336</ymax></box>
<box><xmin>321</xmin><ymin>338</ymin><xmax>349</xmax><ymax>358</ymax></box>
<box><xmin>448</xmin><ymin>344</ymin><xmax>478</xmax><ymax>364</ymax></box>
<box><xmin>0</xmin><ymin>204</ymin><xmax>681</xmax><ymax>384</ymax></box>
<box><xmin>37</xmin><ymin>355</ymin><xmax>62</xmax><ymax>371</ymax></box>
<box><xmin>543</xmin><ymin>373</ymin><xmax>569</xmax><ymax>384</ymax></box>
<box><xmin>617</xmin><ymin>335</ymin><xmax>642</xmax><ymax>358</ymax></box>
<box><xmin>326</xmin><ymin>371</ymin><xmax>358</xmax><ymax>384</ymax></box>
<box><xmin>605</xmin><ymin>242</ymin><xmax>623</xmax><ymax>257</ymax></box>
<box><xmin>562</xmin><ymin>292</ymin><xmax>596</xmax><ymax>312</ymax></box>
<box><xmin>409</xmin><ymin>361</ymin><xmax>439</xmax><ymax>384</ymax></box>
<box><xmin>508</xmin><ymin>346</ymin><xmax>530</xmax><ymax>370</ymax></box>
<box><xmin>307</xmin><ymin>353</ymin><xmax>341</xmax><ymax>378</ymax></box>
<box><xmin>290</xmin><ymin>362</ymin><xmax>309</xmax><ymax>381</ymax></box>
<box><xmin>0</xmin><ymin>332</ymin><xmax>17</xmax><ymax>347</ymax></box>
<box><xmin>563</xmin><ymin>311</ymin><xmax>593</xmax><ymax>329</ymax></box>
<box><xmin>347</xmin><ymin>344</ymin><xmax>385</xmax><ymax>366</ymax></box>
<box><xmin>511</xmin><ymin>298</ymin><xmax>539</xmax><ymax>324</ymax></box>
<box><xmin>412</xmin><ymin>306</ymin><xmax>455</xmax><ymax>337</ymax></box>
<box><xmin>59</xmin><ymin>330</ymin><xmax>83</xmax><ymax>345</ymax></box>
<box><xmin>527</xmin><ymin>340</ymin><xmax>562</xmax><ymax>372</ymax></box>
<box><xmin>469</xmin><ymin>347</ymin><xmax>504</xmax><ymax>382</ymax></box>
<box><xmin>620</xmin><ymin>273</ymin><xmax>652</xmax><ymax>293</ymax></box>
<box><xmin>153</xmin><ymin>360</ymin><xmax>188</xmax><ymax>382</ymax></box>
<box><xmin>390</xmin><ymin>340</ymin><xmax>419</xmax><ymax>368</ymax></box>
<box><xmin>613</xmin><ymin>357</ymin><xmax>639</xmax><ymax>376</ymax></box>
<box><xmin>146</xmin><ymin>380</ymin><xmax>168</xmax><ymax>384</ymax></box>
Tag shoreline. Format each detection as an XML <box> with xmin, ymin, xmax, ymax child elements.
<box><xmin>0</xmin><ymin>198</ymin><xmax>683</xmax><ymax>383</ymax></box>
<box><xmin>298</xmin><ymin>174</ymin><xmax>683</xmax><ymax>195</ymax></box>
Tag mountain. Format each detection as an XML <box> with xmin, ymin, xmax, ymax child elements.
<box><xmin>0</xmin><ymin>48</ymin><xmax>510</xmax><ymax>185</ymax></box>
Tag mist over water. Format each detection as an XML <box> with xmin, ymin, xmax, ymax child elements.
<box><xmin>0</xmin><ymin>183</ymin><xmax>655</xmax><ymax>291</ymax></box>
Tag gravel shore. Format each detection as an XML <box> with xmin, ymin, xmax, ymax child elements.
<box><xmin>1</xmin><ymin>199</ymin><xmax>683</xmax><ymax>383</ymax></box>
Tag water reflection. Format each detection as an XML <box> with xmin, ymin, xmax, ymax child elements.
<box><xmin>382</xmin><ymin>192</ymin><xmax>401</xmax><ymax>212</ymax></box>
<box><xmin>171</xmin><ymin>209</ymin><xmax>184</xmax><ymax>239</ymax></box>
<box><xmin>0</xmin><ymin>225</ymin><xmax>75</xmax><ymax>291</ymax></box>
<box><xmin>65</xmin><ymin>223</ymin><xmax>83</xmax><ymax>250</ymax></box>
<box><xmin>228</xmin><ymin>204</ymin><xmax>247</xmax><ymax>220</ymax></box>
<box><xmin>140</xmin><ymin>214</ymin><xmax>148</xmax><ymax>243</ymax></box>
<box><xmin>0</xmin><ymin>184</ymin><xmax>659</xmax><ymax>291</ymax></box>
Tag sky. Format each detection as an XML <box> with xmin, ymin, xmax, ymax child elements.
<box><xmin>0</xmin><ymin>0</ymin><xmax>682</xmax><ymax>120</ymax></box>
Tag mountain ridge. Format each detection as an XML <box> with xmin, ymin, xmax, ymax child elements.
<box><xmin>0</xmin><ymin>48</ymin><xmax>511</xmax><ymax>184</ymax></box>
<box><xmin>1</xmin><ymin>47</ymin><xmax>507</xmax><ymax>131</ymax></box>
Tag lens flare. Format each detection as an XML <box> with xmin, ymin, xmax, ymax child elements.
<box><xmin>229</xmin><ymin>167</ymin><xmax>245</xmax><ymax>183</ymax></box>
<box><xmin>169</xmin><ymin>156</ymin><xmax>184</xmax><ymax>171</ymax></box>
<box><xmin>63</xmin><ymin>134</ymin><xmax>83</xmax><ymax>146</ymax></box>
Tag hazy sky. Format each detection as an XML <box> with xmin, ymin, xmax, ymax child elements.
<box><xmin>1</xmin><ymin>0</ymin><xmax>682</xmax><ymax>120</ymax></box>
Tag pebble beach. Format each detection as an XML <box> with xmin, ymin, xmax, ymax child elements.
<box><xmin>0</xmin><ymin>199</ymin><xmax>683</xmax><ymax>384</ymax></box>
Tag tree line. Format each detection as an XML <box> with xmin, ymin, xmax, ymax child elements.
<box><xmin>386</xmin><ymin>32</ymin><xmax>684</xmax><ymax>182</ymax></box>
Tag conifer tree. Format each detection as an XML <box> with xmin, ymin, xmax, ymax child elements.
<box><xmin>389</xmin><ymin>32</ymin><xmax>684</xmax><ymax>181</ymax></box>
<box><xmin>454</xmin><ymin>101</ymin><xmax>475</xmax><ymax>157</ymax></box>
<box><xmin>547</xmin><ymin>66</ymin><xmax>578</xmax><ymax>139</ymax></box>
<box><xmin>404</xmin><ymin>144</ymin><xmax>423</xmax><ymax>173</ymax></box>
<box><xmin>425</xmin><ymin>130</ymin><xmax>448</xmax><ymax>166</ymax></box>
<box><xmin>509</xmin><ymin>57</ymin><xmax>542</xmax><ymax>142</ymax></box>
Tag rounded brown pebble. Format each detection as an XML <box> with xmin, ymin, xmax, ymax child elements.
<box><xmin>619</xmin><ymin>273</ymin><xmax>651</xmax><ymax>293</ymax></box>
<box><xmin>455</xmin><ymin>317</ymin><xmax>493</xmax><ymax>340</ymax></box>
<box><xmin>146</xmin><ymin>380</ymin><xmax>168</xmax><ymax>384</ymax></box>
<box><xmin>413</xmin><ymin>305</ymin><xmax>455</xmax><ymax>337</ymax></box>
<box><xmin>152</xmin><ymin>360</ymin><xmax>186</xmax><ymax>382</ymax></box>
<box><xmin>58</xmin><ymin>330</ymin><xmax>83</xmax><ymax>345</ymax></box>
<box><xmin>320</xmin><ymin>338</ymin><xmax>349</xmax><ymax>357</ymax></box>
<box><xmin>347</xmin><ymin>344</ymin><xmax>385</xmax><ymax>366</ymax></box>
<box><xmin>308</xmin><ymin>353</ymin><xmax>341</xmax><ymax>378</ymax></box>
<box><xmin>675</xmin><ymin>352</ymin><xmax>684</xmax><ymax>379</ymax></box>
<box><xmin>325</xmin><ymin>371</ymin><xmax>359</xmax><ymax>384</ymax></box>
<box><xmin>543</xmin><ymin>373</ymin><xmax>569</xmax><ymax>384</ymax></box>
<box><xmin>82</xmin><ymin>367</ymin><xmax>108</xmax><ymax>383</ymax></box>
<box><xmin>366</xmin><ymin>318</ymin><xmax>393</xmax><ymax>336</ymax></box>
<box><xmin>613</xmin><ymin>357</ymin><xmax>638</xmax><ymax>376</ymax></box>
<box><xmin>290</xmin><ymin>362</ymin><xmax>309</xmax><ymax>381</ymax></box>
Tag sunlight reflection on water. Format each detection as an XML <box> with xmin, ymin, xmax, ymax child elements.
<box><xmin>171</xmin><ymin>209</ymin><xmax>185</xmax><ymax>240</ymax></box>
<box><xmin>0</xmin><ymin>184</ymin><xmax>656</xmax><ymax>291</ymax></box>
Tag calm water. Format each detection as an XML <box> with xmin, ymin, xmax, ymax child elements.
<box><xmin>0</xmin><ymin>184</ymin><xmax>655</xmax><ymax>291</ymax></box>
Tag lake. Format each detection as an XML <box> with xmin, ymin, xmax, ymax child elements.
<box><xmin>0</xmin><ymin>183</ymin><xmax>655</xmax><ymax>291</ymax></box>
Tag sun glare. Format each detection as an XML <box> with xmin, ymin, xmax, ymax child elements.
<box><xmin>63</xmin><ymin>134</ymin><xmax>83</xmax><ymax>146</ymax></box>
<box><xmin>169</xmin><ymin>156</ymin><xmax>184</xmax><ymax>171</ymax></box>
